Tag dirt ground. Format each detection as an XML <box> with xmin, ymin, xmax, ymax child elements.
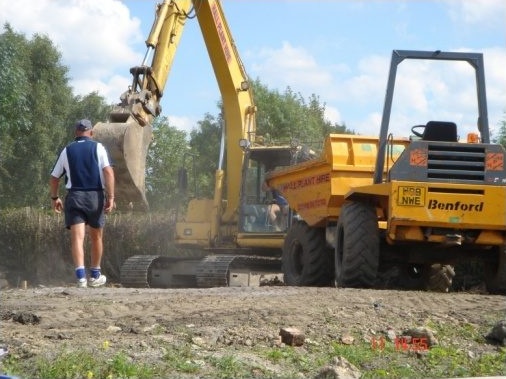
<box><xmin>1</xmin><ymin>284</ymin><xmax>505</xmax><ymax>378</ymax></box>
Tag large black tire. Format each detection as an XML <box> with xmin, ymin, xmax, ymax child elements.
<box><xmin>335</xmin><ymin>202</ymin><xmax>379</xmax><ymax>288</ymax></box>
<box><xmin>484</xmin><ymin>246</ymin><xmax>506</xmax><ymax>294</ymax></box>
<box><xmin>282</xmin><ymin>221</ymin><xmax>332</xmax><ymax>286</ymax></box>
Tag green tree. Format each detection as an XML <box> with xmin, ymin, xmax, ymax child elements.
<box><xmin>0</xmin><ymin>25</ymin><xmax>73</xmax><ymax>208</ymax></box>
<box><xmin>47</xmin><ymin>93</ymin><xmax>114</xmax><ymax>168</ymax></box>
<box><xmin>145</xmin><ymin>116</ymin><xmax>188</xmax><ymax>210</ymax></box>
<box><xmin>187</xmin><ymin>80</ymin><xmax>352</xmax><ymax>199</ymax></box>
<box><xmin>0</xmin><ymin>25</ymin><xmax>112</xmax><ymax>209</ymax></box>
<box><xmin>253</xmin><ymin>79</ymin><xmax>352</xmax><ymax>150</ymax></box>
<box><xmin>67</xmin><ymin>92</ymin><xmax>112</xmax><ymax>138</ymax></box>
<box><xmin>188</xmin><ymin>113</ymin><xmax>222</xmax><ymax>198</ymax></box>
<box><xmin>0</xmin><ymin>25</ymin><xmax>33</xmax><ymax>206</ymax></box>
<box><xmin>493</xmin><ymin>112</ymin><xmax>506</xmax><ymax>148</ymax></box>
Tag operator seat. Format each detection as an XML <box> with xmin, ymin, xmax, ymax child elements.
<box><xmin>422</xmin><ymin>121</ymin><xmax>458</xmax><ymax>142</ymax></box>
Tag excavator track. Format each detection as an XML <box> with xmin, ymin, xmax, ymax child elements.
<box><xmin>120</xmin><ymin>255</ymin><xmax>159</xmax><ymax>288</ymax></box>
<box><xmin>121</xmin><ymin>254</ymin><xmax>202</xmax><ymax>288</ymax></box>
<box><xmin>120</xmin><ymin>254</ymin><xmax>282</xmax><ymax>288</ymax></box>
<box><xmin>195</xmin><ymin>255</ymin><xmax>236</xmax><ymax>287</ymax></box>
<box><xmin>196</xmin><ymin>255</ymin><xmax>282</xmax><ymax>288</ymax></box>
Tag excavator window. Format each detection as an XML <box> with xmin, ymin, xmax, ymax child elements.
<box><xmin>239</xmin><ymin>146</ymin><xmax>297</xmax><ymax>233</ymax></box>
<box><xmin>240</xmin><ymin>159</ymin><xmax>270</xmax><ymax>232</ymax></box>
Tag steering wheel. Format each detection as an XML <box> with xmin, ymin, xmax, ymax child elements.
<box><xmin>411</xmin><ymin>124</ymin><xmax>425</xmax><ymax>138</ymax></box>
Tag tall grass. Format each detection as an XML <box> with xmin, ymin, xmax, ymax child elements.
<box><xmin>0</xmin><ymin>208</ymin><xmax>175</xmax><ymax>286</ymax></box>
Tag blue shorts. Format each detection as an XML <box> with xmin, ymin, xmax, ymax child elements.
<box><xmin>64</xmin><ymin>191</ymin><xmax>105</xmax><ymax>229</ymax></box>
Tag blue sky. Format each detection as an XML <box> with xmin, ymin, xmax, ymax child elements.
<box><xmin>1</xmin><ymin>0</ymin><xmax>505</xmax><ymax>139</ymax></box>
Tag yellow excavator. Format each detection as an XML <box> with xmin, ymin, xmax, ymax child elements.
<box><xmin>93</xmin><ymin>0</ymin><xmax>302</xmax><ymax>287</ymax></box>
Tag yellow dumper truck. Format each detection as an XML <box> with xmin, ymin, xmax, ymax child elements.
<box><xmin>266</xmin><ymin>50</ymin><xmax>506</xmax><ymax>293</ymax></box>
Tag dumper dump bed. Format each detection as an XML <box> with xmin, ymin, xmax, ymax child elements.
<box><xmin>266</xmin><ymin>134</ymin><xmax>409</xmax><ymax>227</ymax></box>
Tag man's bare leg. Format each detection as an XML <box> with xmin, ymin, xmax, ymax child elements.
<box><xmin>70</xmin><ymin>223</ymin><xmax>86</xmax><ymax>267</ymax></box>
<box><xmin>89</xmin><ymin>226</ymin><xmax>103</xmax><ymax>269</ymax></box>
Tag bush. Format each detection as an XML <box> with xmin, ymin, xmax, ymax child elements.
<box><xmin>0</xmin><ymin>208</ymin><xmax>175</xmax><ymax>287</ymax></box>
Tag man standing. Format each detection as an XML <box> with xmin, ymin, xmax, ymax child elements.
<box><xmin>50</xmin><ymin>119</ymin><xmax>115</xmax><ymax>288</ymax></box>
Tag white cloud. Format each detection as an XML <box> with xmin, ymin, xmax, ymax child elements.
<box><xmin>444</xmin><ymin>0</ymin><xmax>506</xmax><ymax>25</ymax></box>
<box><xmin>355</xmin><ymin>112</ymin><xmax>383</xmax><ymax>136</ymax></box>
<box><xmin>339</xmin><ymin>55</ymin><xmax>389</xmax><ymax>105</ymax></box>
<box><xmin>72</xmin><ymin>74</ymin><xmax>131</xmax><ymax>104</ymax></box>
<box><xmin>252</xmin><ymin>41</ymin><xmax>334</xmax><ymax>93</ymax></box>
<box><xmin>167</xmin><ymin>115</ymin><xmax>198</xmax><ymax>134</ymax></box>
<box><xmin>0</xmin><ymin>0</ymin><xmax>143</xmax><ymax>103</ymax></box>
<box><xmin>336</xmin><ymin>50</ymin><xmax>505</xmax><ymax>137</ymax></box>
<box><xmin>324</xmin><ymin>106</ymin><xmax>341</xmax><ymax>125</ymax></box>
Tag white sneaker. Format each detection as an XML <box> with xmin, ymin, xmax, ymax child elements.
<box><xmin>76</xmin><ymin>278</ymin><xmax>88</xmax><ymax>288</ymax></box>
<box><xmin>88</xmin><ymin>274</ymin><xmax>106</xmax><ymax>288</ymax></box>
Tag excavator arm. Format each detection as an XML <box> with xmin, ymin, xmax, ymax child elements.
<box><xmin>94</xmin><ymin>0</ymin><xmax>255</xmax><ymax>216</ymax></box>
<box><xmin>93</xmin><ymin>0</ymin><xmax>193</xmax><ymax>211</ymax></box>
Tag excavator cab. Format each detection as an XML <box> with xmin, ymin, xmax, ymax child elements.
<box><xmin>238</xmin><ymin>143</ymin><xmax>315</xmax><ymax>234</ymax></box>
<box><xmin>239</xmin><ymin>146</ymin><xmax>294</xmax><ymax>233</ymax></box>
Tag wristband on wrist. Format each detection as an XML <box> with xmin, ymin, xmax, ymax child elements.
<box><xmin>51</xmin><ymin>196</ymin><xmax>59</xmax><ymax>200</ymax></box>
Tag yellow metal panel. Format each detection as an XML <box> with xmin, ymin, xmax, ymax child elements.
<box><xmin>176</xmin><ymin>198</ymin><xmax>216</xmax><ymax>246</ymax></box>
<box><xmin>236</xmin><ymin>234</ymin><xmax>285</xmax><ymax>249</ymax></box>
<box><xmin>325</xmin><ymin>134</ymin><xmax>408</xmax><ymax>170</ymax></box>
<box><xmin>390</xmin><ymin>181</ymin><xmax>506</xmax><ymax>228</ymax></box>
<box><xmin>475</xmin><ymin>230</ymin><xmax>505</xmax><ymax>245</ymax></box>
<box><xmin>184</xmin><ymin>199</ymin><xmax>214</xmax><ymax>223</ymax></box>
<box><xmin>387</xmin><ymin>225</ymin><xmax>425</xmax><ymax>242</ymax></box>
<box><xmin>269</xmin><ymin>163</ymin><xmax>333</xmax><ymax>226</ymax></box>
<box><xmin>346</xmin><ymin>182</ymin><xmax>393</xmax><ymax>199</ymax></box>
<box><xmin>175</xmin><ymin>221</ymin><xmax>211</xmax><ymax>247</ymax></box>
<box><xmin>388</xmin><ymin>224</ymin><xmax>506</xmax><ymax>245</ymax></box>
<box><xmin>150</xmin><ymin>0</ymin><xmax>193</xmax><ymax>97</ymax></box>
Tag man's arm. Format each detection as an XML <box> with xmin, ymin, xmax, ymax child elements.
<box><xmin>49</xmin><ymin>176</ymin><xmax>63</xmax><ymax>213</ymax></box>
<box><xmin>103</xmin><ymin>166</ymin><xmax>115</xmax><ymax>212</ymax></box>
<box><xmin>49</xmin><ymin>176</ymin><xmax>59</xmax><ymax>198</ymax></box>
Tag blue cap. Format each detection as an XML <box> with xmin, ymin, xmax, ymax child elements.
<box><xmin>75</xmin><ymin>119</ymin><xmax>93</xmax><ymax>131</ymax></box>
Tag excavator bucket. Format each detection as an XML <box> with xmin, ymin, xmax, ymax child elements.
<box><xmin>93</xmin><ymin>121</ymin><xmax>152</xmax><ymax>211</ymax></box>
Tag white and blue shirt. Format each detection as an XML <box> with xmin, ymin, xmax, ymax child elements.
<box><xmin>51</xmin><ymin>137</ymin><xmax>111</xmax><ymax>190</ymax></box>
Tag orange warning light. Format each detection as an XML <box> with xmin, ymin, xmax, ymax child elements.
<box><xmin>467</xmin><ymin>133</ymin><xmax>480</xmax><ymax>143</ymax></box>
